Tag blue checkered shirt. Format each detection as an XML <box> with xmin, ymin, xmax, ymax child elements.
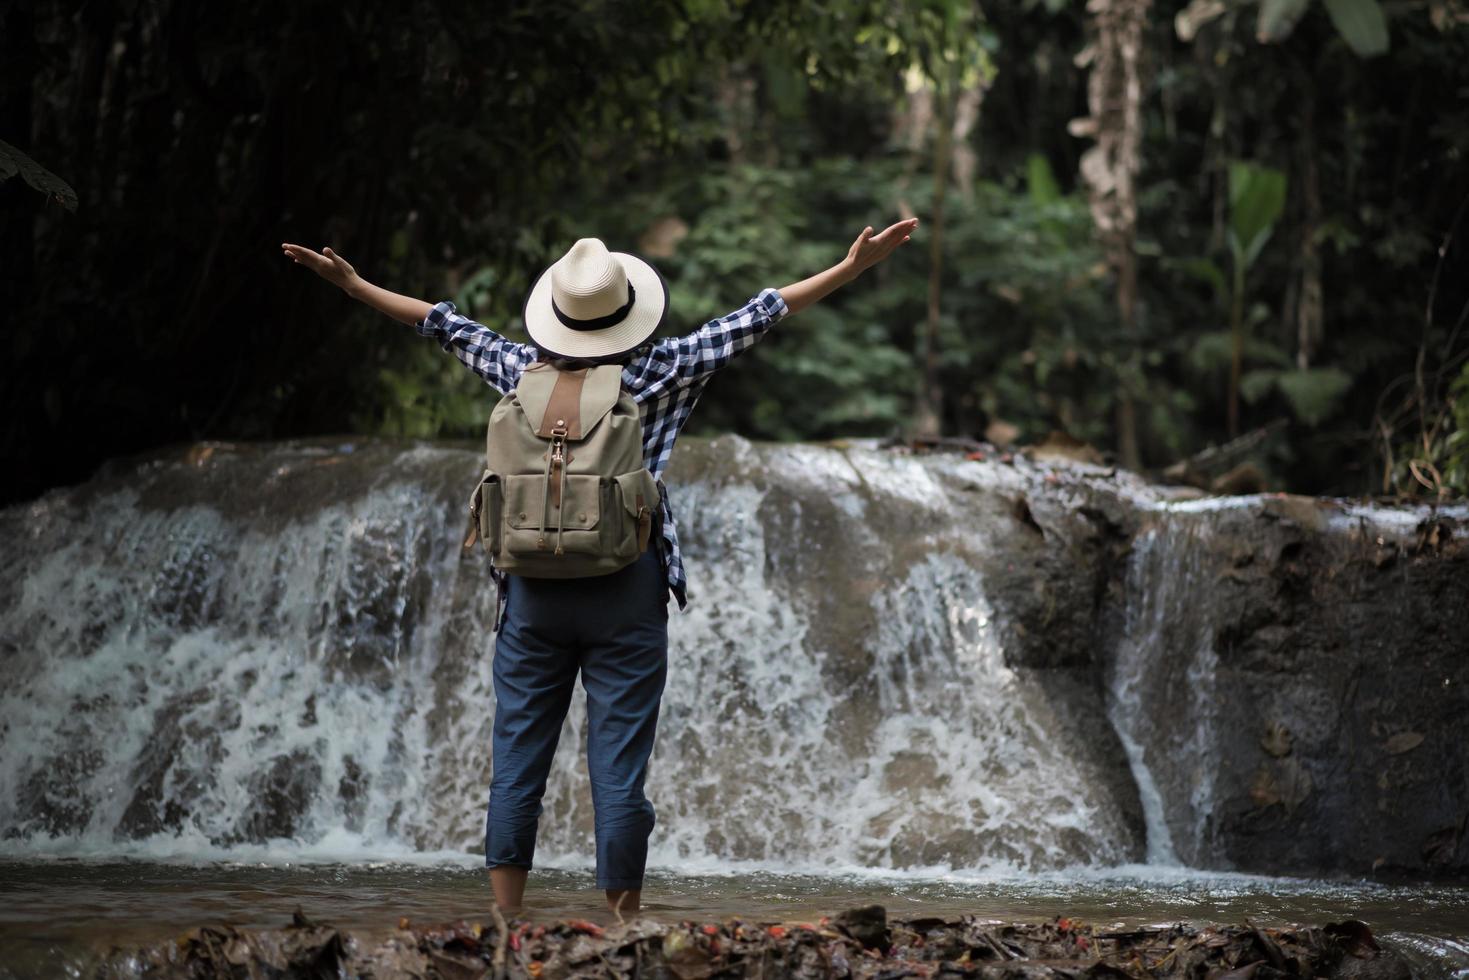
<box><xmin>415</xmin><ymin>287</ymin><xmax>789</xmax><ymax>628</ymax></box>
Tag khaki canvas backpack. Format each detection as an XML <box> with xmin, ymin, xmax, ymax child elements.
<box><xmin>464</xmin><ymin>361</ymin><xmax>660</xmax><ymax>578</ymax></box>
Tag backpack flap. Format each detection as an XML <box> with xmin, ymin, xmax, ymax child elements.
<box><xmin>514</xmin><ymin>362</ymin><xmax>623</xmax><ymax>440</ymax></box>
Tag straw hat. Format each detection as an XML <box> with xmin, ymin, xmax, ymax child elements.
<box><xmin>522</xmin><ymin>238</ymin><xmax>668</xmax><ymax>361</ymax></box>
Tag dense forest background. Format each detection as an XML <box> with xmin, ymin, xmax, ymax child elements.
<box><xmin>3</xmin><ymin>0</ymin><xmax>1467</xmax><ymax>506</ymax></box>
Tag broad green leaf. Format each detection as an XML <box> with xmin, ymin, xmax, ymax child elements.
<box><xmin>1322</xmin><ymin>0</ymin><xmax>1390</xmax><ymax>54</ymax></box>
<box><xmin>1026</xmin><ymin>153</ymin><xmax>1061</xmax><ymax>207</ymax></box>
<box><xmin>1228</xmin><ymin>162</ymin><xmax>1288</xmax><ymax>269</ymax></box>
<box><xmin>1277</xmin><ymin>367</ymin><xmax>1353</xmax><ymax>425</ymax></box>
<box><xmin>1257</xmin><ymin>0</ymin><xmax>1312</xmax><ymax>41</ymax></box>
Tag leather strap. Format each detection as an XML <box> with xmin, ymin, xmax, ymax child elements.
<box><xmin>636</xmin><ymin>492</ymin><xmax>651</xmax><ymax>552</ymax></box>
<box><xmin>538</xmin><ymin>368</ymin><xmax>588</xmax><ymax>438</ymax></box>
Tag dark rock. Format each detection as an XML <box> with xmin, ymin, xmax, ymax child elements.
<box><xmin>1098</xmin><ymin>493</ymin><xmax>1469</xmax><ymax>876</ymax></box>
<box><xmin>833</xmin><ymin>904</ymin><xmax>889</xmax><ymax>949</ymax></box>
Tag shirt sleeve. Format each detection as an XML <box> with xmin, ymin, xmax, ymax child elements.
<box><xmin>659</xmin><ymin>287</ymin><xmax>788</xmax><ymax>389</ymax></box>
<box><xmin>414</xmin><ymin>300</ymin><xmax>535</xmax><ymax>396</ymax></box>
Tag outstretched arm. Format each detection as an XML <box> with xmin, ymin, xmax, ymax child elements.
<box><xmin>779</xmin><ymin>217</ymin><xmax>918</xmax><ymax>316</ymax></box>
<box><xmin>280</xmin><ymin>243</ymin><xmax>431</xmax><ymax>325</ymax></box>
<box><xmin>629</xmin><ymin>217</ymin><xmax>920</xmax><ymax>396</ymax></box>
<box><xmin>280</xmin><ymin>242</ymin><xmax>532</xmax><ymax>394</ymax></box>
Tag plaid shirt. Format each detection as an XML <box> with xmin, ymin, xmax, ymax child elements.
<box><xmin>415</xmin><ymin>287</ymin><xmax>789</xmax><ymax>628</ymax></box>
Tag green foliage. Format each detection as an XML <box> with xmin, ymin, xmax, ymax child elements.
<box><xmin>1192</xmin><ymin>332</ymin><xmax>1293</xmax><ymax>375</ymax></box>
<box><xmin>1445</xmin><ymin>364</ymin><xmax>1469</xmax><ymax>495</ymax></box>
<box><xmin>1228</xmin><ymin>162</ymin><xmax>1288</xmax><ymax>271</ymax></box>
<box><xmin>1257</xmin><ymin>0</ymin><xmax>1312</xmax><ymax>42</ymax></box>
<box><xmin>1320</xmin><ymin>0</ymin><xmax>1390</xmax><ymax>55</ymax></box>
<box><xmin>1242</xmin><ymin>367</ymin><xmax>1353</xmax><ymax>425</ymax></box>
<box><xmin>6</xmin><ymin>0</ymin><xmax>1467</xmax><ymax>504</ymax></box>
<box><xmin>1252</xmin><ymin>0</ymin><xmax>1389</xmax><ymax>54</ymax></box>
<box><xmin>1026</xmin><ymin>153</ymin><xmax>1063</xmax><ymax>207</ymax></box>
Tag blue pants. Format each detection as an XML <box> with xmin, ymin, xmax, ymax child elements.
<box><xmin>486</xmin><ymin>546</ymin><xmax>669</xmax><ymax>890</ymax></box>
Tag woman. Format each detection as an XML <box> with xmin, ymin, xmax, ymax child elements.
<box><xmin>282</xmin><ymin>216</ymin><xmax>916</xmax><ymax>914</ymax></box>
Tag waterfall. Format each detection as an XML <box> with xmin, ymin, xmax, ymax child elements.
<box><xmin>1102</xmin><ymin>513</ymin><xmax>1222</xmax><ymax>867</ymax></box>
<box><xmin>0</xmin><ymin>438</ymin><xmax>1142</xmax><ymax>872</ymax></box>
<box><xmin>1098</xmin><ymin>494</ymin><xmax>1469</xmax><ymax>875</ymax></box>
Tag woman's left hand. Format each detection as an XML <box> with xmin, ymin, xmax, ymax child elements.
<box><xmin>843</xmin><ymin>218</ymin><xmax>919</xmax><ymax>280</ymax></box>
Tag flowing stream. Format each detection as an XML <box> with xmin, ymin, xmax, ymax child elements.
<box><xmin>1</xmin><ymin>439</ymin><xmax>1465</xmax><ymax>976</ymax></box>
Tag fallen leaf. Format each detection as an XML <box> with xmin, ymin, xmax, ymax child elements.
<box><xmin>1384</xmin><ymin>732</ymin><xmax>1424</xmax><ymax>754</ymax></box>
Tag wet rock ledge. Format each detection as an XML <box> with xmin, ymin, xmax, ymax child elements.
<box><xmin>97</xmin><ymin>905</ymin><xmax>1410</xmax><ymax>980</ymax></box>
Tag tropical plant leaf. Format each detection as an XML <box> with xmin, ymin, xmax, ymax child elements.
<box><xmin>1257</xmin><ymin>0</ymin><xmax>1313</xmax><ymax>41</ymax></box>
<box><xmin>1189</xmin><ymin>331</ymin><xmax>1294</xmax><ymax>374</ymax></box>
<box><xmin>1228</xmin><ymin>162</ymin><xmax>1288</xmax><ymax>269</ymax></box>
<box><xmin>0</xmin><ymin>139</ymin><xmax>78</xmax><ymax>211</ymax></box>
<box><xmin>1322</xmin><ymin>0</ymin><xmax>1390</xmax><ymax>55</ymax></box>
<box><xmin>1276</xmin><ymin>367</ymin><xmax>1353</xmax><ymax>425</ymax></box>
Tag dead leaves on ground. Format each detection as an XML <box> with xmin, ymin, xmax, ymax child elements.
<box><xmin>96</xmin><ymin>904</ymin><xmax>1411</xmax><ymax>980</ymax></box>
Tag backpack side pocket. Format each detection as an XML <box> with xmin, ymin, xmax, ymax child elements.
<box><xmin>613</xmin><ymin>470</ymin><xmax>659</xmax><ymax>555</ymax></box>
<box><xmin>477</xmin><ymin>472</ymin><xmax>503</xmax><ymax>558</ymax></box>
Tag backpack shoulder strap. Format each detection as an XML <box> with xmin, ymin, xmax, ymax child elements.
<box><xmin>514</xmin><ymin>362</ymin><xmax>624</xmax><ymax>439</ymax></box>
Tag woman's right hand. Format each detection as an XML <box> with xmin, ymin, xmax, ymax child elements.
<box><xmin>281</xmin><ymin>243</ymin><xmax>362</xmax><ymax>295</ymax></box>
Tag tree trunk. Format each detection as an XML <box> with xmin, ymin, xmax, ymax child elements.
<box><xmin>1229</xmin><ymin>257</ymin><xmax>1245</xmax><ymax>437</ymax></box>
<box><xmin>1295</xmin><ymin>83</ymin><xmax>1323</xmax><ymax>370</ymax></box>
<box><xmin>951</xmin><ymin>82</ymin><xmax>985</xmax><ymax>202</ymax></box>
<box><xmin>916</xmin><ymin>83</ymin><xmax>956</xmax><ymax>440</ymax></box>
<box><xmin>1074</xmin><ymin>0</ymin><xmax>1152</xmax><ymax>470</ymax></box>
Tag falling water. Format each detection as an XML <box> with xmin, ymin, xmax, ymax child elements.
<box><xmin>0</xmin><ymin>439</ymin><xmax>1141</xmax><ymax>873</ymax></box>
<box><xmin>1102</xmin><ymin>515</ymin><xmax>1222</xmax><ymax>867</ymax></box>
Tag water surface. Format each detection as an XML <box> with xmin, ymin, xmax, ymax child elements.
<box><xmin>3</xmin><ymin>859</ymin><xmax>1467</xmax><ymax>979</ymax></box>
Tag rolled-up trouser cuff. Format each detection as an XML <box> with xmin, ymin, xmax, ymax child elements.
<box><xmin>485</xmin><ymin>825</ymin><xmax>538</xmax><ymax>870</ymax></box>
<box><xmin>597</xmin><ymin>876</ymin><xmax>645</xmax><ymax>890</ymax></box>
<box><xmin>486</xmin><ymin>859</ymin><xmax>533</xmax><ymax>871</ymax></box>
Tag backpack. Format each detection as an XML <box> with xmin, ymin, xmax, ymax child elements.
<box><xmin>463</xmin><ymin>361</ymin><xmax>660</xmax><ymax>578</ymax></box>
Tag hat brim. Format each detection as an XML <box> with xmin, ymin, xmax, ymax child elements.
<box><xmin>523</xmin><ymin>250</ymin><xmax>667</xmax><ymax>361</ymax></box>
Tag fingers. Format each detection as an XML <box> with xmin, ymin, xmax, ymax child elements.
<box><xmin>281</xmin><ymin>242</ymin><xmax>324</xmax><ymax>266</ymax></box>
<box><xmin>281</xmin><ymin>242</ymin><xmax>349</xmax><ymax>279</ymax></box>
<box><xmin>873</xmin><ymin>218</ymin><xmax>919</xmax><ymax>243</ymax></box>
<box><xmin>848</xmin><ymin>217</ymin><xmax>919</xmax><ymax>272</ymax></box>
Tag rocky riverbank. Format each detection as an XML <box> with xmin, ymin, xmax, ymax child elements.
<box><xmin>95</xmin><ymin>905</ymin><xmax>1413</xmax><ymax>980</ymax></box>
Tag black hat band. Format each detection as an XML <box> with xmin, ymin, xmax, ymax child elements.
<box><xmin>551</xmin><ymin>281</ymin><xmax>637</xmax><ymax>331</ymax></box>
